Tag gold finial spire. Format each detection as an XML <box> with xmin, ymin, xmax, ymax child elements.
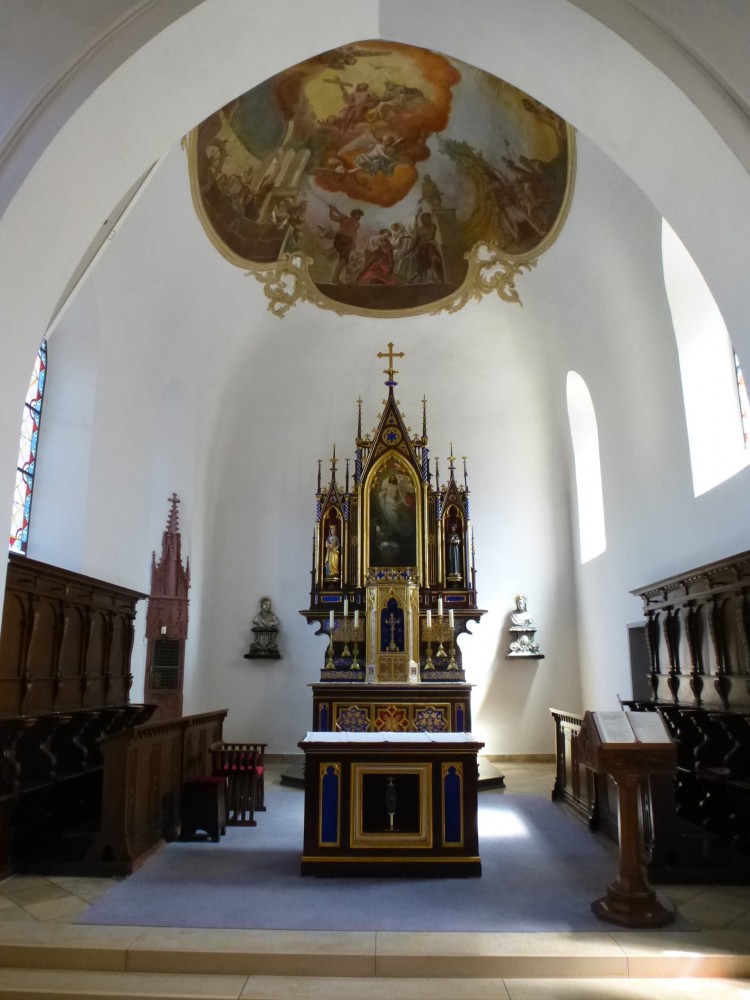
<box><xmin>376</xmin><ymin>341</ymin><xmax>405</xmax><ymax>384</ymax></box>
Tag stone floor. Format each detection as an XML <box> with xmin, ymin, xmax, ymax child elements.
<box><xmin>0</xmin><ymin>759</ymin><xmax>748</xmax><ymax>997</ymax></box>
<box><xmin>0</xmin><ymin>757</ymin><xmax>748</xmax><ymax>932</ymax></box>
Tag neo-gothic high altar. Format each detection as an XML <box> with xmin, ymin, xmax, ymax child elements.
<box><xmin>300</xmin><ymin>343</ymin><xmax>485</xmax><ymax>734</ymax></box>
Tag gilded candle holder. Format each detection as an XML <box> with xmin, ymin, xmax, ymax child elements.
<box><xmin>334</xmin><ymin>618</ymin><xmax>364</xmax><ymax>669</ymax></box>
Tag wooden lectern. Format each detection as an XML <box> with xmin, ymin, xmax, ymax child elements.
<box><xmin>577</xmin><ymin>710</ymin><xmax>677</xmax><ymax>927</ymax></box>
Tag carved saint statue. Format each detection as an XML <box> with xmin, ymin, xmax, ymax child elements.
<box><xmin>253</xmin><ymin>596</ymin><xmax>279</xmax><ymax>629</ymax></box>
<box><xmin>324</xmin><ymin>523</ymin><xmax>341</xmax><ymax>578</ymax></box>
<box><xmin>507</xmin><ymin>595</ymin><xmax>542</xmax><ymax>658</ymax></box>
<box><xmin>447</xmin><ymin>523</ymin><xmax>462</xmax><ymax>581</ymax></box>
<box><xmin>246</xmin><ymin>596</ymin><xmax>281</xmax><ymax>659</ymax></box>
<box><xmin>510</xmin><ymin>595</ymin><xmax>534</xmax><ymax>631</ymax></box>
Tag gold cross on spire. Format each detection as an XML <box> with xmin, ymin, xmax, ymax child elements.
<box><xmin>377</xmin><ymin>342</ymin><xmax>405</xmax><ymax>383</ymax></box>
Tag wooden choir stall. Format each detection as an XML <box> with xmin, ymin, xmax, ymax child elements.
<box><xmin>298</xmin><ymin>343</ymin><xmax>485</xmax><ymax>875</ymax></box>
<box><xmin>0</xmin><ymin>548</ymin><xmax>226</xmax><ymax>877</ymax></box>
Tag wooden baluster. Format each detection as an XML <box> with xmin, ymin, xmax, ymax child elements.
<box><xmin>664</xmin><ymin>608</ymin><xmax>681</xmax><ymax>703</ymax></box>
<box><xmin>685</xmin><ymin>601</ymin><xmax>704</xmax><ymax>705</ymax></box>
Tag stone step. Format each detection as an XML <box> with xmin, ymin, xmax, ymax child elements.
<box><xmin>0</xmin><ymin>971</ymin><xmax>747</xmax><ymax>1000</ymax></box>
<box><xmin>0</xmin><ymin>924</ymin><xmax>747</xmax><ymax>985</ymax></box>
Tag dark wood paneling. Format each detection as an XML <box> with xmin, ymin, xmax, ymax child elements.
<box><xmin>1</xmin><ymin>554</ymin><xmax>146</xmax><ymax>716</ymax></box>
<box><xmin>87</xmin><ymin>710</ymin><xmax>226</xmax><ymax>875</ymax></box>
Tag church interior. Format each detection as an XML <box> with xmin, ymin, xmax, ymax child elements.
<box><xmin>2</xmin><ymin>1</ymin><xmax>750</xmax><ymax>996</ymax></box>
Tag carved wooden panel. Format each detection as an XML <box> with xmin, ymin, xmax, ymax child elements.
<box><xmin>1</xmin><ymin>554</ymin><xmax>145</xmax><ymax>716</ymax></box>
<box><xmin>632</xmin><ymin>551</ymin><xmax>750</xmax><ymax>712</ymax></box>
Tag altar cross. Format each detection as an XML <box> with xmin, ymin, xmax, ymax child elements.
<box><xmin>377</xmin><ymin>342</ymin><xmax>405</xmax><ymax>383</ymax></box>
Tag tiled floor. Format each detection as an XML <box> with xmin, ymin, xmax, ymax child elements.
<box><xmin>0</xmin><ymin>757</ymin><xmax>748</xmax><ymax>931</ymax></box>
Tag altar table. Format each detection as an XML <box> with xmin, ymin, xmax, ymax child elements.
<box><xmin>298</xmin><ymin>731</ymin><xmax>484</xmax><ymax>876</ymax></box>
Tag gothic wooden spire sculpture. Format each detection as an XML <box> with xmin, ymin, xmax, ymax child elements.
<box><xmin>144</xmin><ymin>493</ymin><xmax>190</xmax><ymax>719</ymax></box>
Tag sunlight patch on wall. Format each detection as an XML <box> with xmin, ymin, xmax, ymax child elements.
<box><xmin>566</xmin><ymin>372</ymin><xmax>606</xmax><ymax>564</ymax></box>
<box><xmin>661</xmin><ymin>219</ymin><xmax>750</xmax><ymax>496</ymax></box>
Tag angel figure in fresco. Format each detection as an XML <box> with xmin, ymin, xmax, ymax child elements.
<box><xmin>351</xmin><ymin>133</ymin><xmax>405</xmax><ymax>179</ymax></box>
<box><xmin>324</xmin><ymin>523</ymin><xmax>341</xmax><ymax>578</ymax></box>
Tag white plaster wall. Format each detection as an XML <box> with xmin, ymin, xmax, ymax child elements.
<box><xmin>27</xmin><ymin>126</ymin><xmax>590</xmax><ymax>753</ymax></box>
<box><xmin>23</xmin><ymin>92</ymin><xmax>750</xmax><ymax>752</ymax></box>
<box><xmin>3</xmin><ymin>0</ymin><xmax>750</xmax><ymax>610</ymax></box>
<box><xmin>40</xmin><ymin>121</ymin><xmax>748</xmax><ymax>750</ymax></box>
<box><xmin>5</xmin><ymin>1</ymin><xmax>750</xmax><ymax>750</ymax></box>
<box><xmin>518</xmin><ymin>131</ymin><xmax>750</xmax><ymax>711</ymax></box>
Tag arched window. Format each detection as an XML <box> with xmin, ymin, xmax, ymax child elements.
<box><xmin>9</xmin><ymin>341</ymin><xmax>47</xmax><ymax>554</ymax></box>
<box><xmin>734</xmin><ymin>350</ymin><xmax>750</xmax><ymax>447</ymax></box>
<box><xmin>661</xmin><ymin>220</ymin><xmax>750</xmax><ymax>495</ymax></box>
<box><xmin>566</xmin><ymin>371</ymin><xmax>606</xmax><ymax>564</ymax></box>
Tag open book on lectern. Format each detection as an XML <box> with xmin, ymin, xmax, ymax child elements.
<box><xmin>592</xmin><ymin>711</ymin><xmax>672</xmax><ymax>745</ymax></box>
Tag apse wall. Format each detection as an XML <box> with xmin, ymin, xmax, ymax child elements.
<box><xmin>22</xmin><ymin>137</ymin><xmax>750</xmax><ymax>753</ymax></box>
<box><xmin>19</xmin><ymin>119</ymin><xmax>719</xmax><ymax>755</ymax></box>
<box><xmin>5</xmin><ymin>0</ymin><xmax>750</xmax><ymax>625</ymax></box>
<box><xmin>8</xmin><ymin>1</ymin><xmax>750</xmax><ymax>752</ymax></box>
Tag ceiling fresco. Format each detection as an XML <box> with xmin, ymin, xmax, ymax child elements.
<box><xmin>189</xmin><ymin>41</ymin><xmax>575</xmax><ymax>317</ymax></box>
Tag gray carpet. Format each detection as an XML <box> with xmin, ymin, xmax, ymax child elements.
<box><xmin>80</xmin><ymin>789</ymin><xmax>685</xmax><ymax>932</ymax></box>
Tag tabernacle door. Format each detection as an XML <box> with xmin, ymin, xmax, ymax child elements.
<box><xmin>366</xmin><ymin>580</ymin><xmax>419</xmax><ymax>682</ymax></box>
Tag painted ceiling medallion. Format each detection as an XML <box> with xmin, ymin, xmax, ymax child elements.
<box><xmin>188</xmin><ymin>40</ymin><xmax>575</xmax><ymax>318</ymax></box>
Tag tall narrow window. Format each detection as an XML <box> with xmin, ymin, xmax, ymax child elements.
<box><xmin>734</xmin><ymin>350</ymin><xmax>750</xmax><ymax>447</ymax></box>
<box><xmin>9</xmin><ymin>341</ymin><xmax>47</xmax><ymax>554</ymax></box>
<box><xmin>566</xmin><ymin>371</ymin><xmax>606</xmax><ymax>563</ymax></box>
<box><xmin>661</xmin><ymin>220</ymin><xmax>749</xmax><ymax>495</ymax></box>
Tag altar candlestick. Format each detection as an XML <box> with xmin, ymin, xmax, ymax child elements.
<box><xmin>354</xmin><ymin>610</ymin><xmax>359</xmax><ymax>628</ymax></box>
<box><xmin>329</xmin><ymin>610</ymin><xmax>334</xmax><ymax>629</ymax></box>
<box><xmin>438</xmin><ymin>597</ymin><xmax>443</xmax><ymax>617</ymax></box>
<box><xmin>343</xmin><ymin>598</ymin><xmax>349</xmax><ymax>618</ymax></box>
<box><xmin>426</xmin><ymin>610</ymin><xmax>432</xmax><ymax>627</ymax></box>
<box><xmin>449</xmin><ymin>609</ymin><xmax>454</xmax><ymax>628</ymax></box>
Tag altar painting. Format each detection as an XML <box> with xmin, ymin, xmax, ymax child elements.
<box><xmin>189</xmin><ymin>40</ymin><xmax>573</xmax><ymax>316</ymax></box>
<box><xmin>368</xmin><ymin>457</ymin><xmax>417</xmax><ymax>568</ymax></box>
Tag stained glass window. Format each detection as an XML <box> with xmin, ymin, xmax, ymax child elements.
<box><xmin>9</xmin><ymin>341</ymin><xmax>47</xmax><ymax>554</ymax></box>
<box><xmin>735</xmin><ymin>350</ymin><xmax>750</xmax><ymax>448</ymax></box>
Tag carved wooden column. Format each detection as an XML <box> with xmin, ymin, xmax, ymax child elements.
<box><xmin>664</xmin><ymin>607</ymin><xmax>681</xmax><ymax>703</ymax></box>
<box><xmin>644</xmin><ymin>611</ymin><xmax>660</xmax><ymax>701</ymax></box>
<box><xmin>708</xmin><ymin>595</ymin><xmax>731</xmax><ymax>710</ymax></box>
<box><xmin>685</xmin><ymin>601</ymin><xmax>704</xmax><ymax>704</ymax></box>
<box><xmin>632</xmin><ymin>549</ymin><xmax>750</xmax><ymax>713</ymax></box>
